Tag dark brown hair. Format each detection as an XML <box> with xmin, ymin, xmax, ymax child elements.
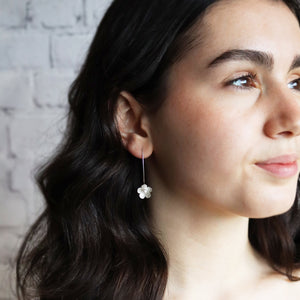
<box><xmin>16</xmin><ymin>0</ymin><xmax>300</xmax><ymax>299</ymax></box>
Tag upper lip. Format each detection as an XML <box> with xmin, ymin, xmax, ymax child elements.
<box><xmin>256</xmin><ymin>154</ymin><xmax>299</xmax><ymax>165</ymax></box>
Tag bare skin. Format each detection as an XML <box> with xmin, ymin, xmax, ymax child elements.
<box><xmin>116</xmin><ymin>0</ymin><xmax>300</xmax><ymax>298</ymax></box>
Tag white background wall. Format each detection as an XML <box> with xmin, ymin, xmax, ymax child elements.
<box><xmin>0</xmin><ymin>1</ymin><xmax>112</xmax><ymax>298</ymax></box>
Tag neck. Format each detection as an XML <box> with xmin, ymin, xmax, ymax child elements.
<box><xmin>149</xmin><ymin>184</ymin><xmax>270</xmax><ymax>297</ymax></box>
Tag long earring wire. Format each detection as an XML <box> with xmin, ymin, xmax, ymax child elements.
<box><xmin>137</xmin><ymin>149</ymin><xmax>152</xmax><ymax>199</ymax></box>
<box><xmin>142</xmin><ymin>149</ymin><xmax>145</xmax><ymax>184</ymax></box>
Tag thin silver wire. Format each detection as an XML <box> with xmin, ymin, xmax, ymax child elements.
<box><xmin>142</xmin><ymin>149</ymin><xmax>145</xmax><ymax>184</ymax></box>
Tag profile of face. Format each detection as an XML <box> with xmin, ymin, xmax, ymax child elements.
<box><xmin>146</xmin><ymin>0</ymin><xmax>300</xmax><ymax>218</ymax></box>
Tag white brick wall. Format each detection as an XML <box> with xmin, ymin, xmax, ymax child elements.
<box><xmin>34</xmin><ymin>70</ymin><xmax>74</xmax><ymax>107</ymax></box>
<box><xmin>0</xmin><ymin>1</ymin><xmax>112</xmax><ymax>299</ymax></box>
<box><xmin>0</xmin><ymin>0</ymin><xmax>26</xmax><ymax>28</ymax></box>
<box><xmin>30</xmin><ymin>0</ymin><xmax>83</xmax><ymax>28</ymax></box>
<box><xmin>52</xmin><ymin>34</ymin><xmax>93</xmax><ymax>69</ymax></box>
<box><xmin>0</xmin><ymin>115</ymin><xmax>8</xmax><ymax>155</ymax></box>
<box><xmin>0</xmin><ymin>34</ymin><xmax>50</xmax><ymax>69</ymax></box>
<box><xmin>85</xmin><ymin>0</ymin><xmax>112</xmax><ymax>26</ymax></box>
<box><xmin>0</xmin><ymin>72</ymin><xmax>33</xmax><ymax>110</ymax></box>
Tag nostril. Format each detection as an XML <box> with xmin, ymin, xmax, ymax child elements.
<box><xmin>277</xmin><ymin>131</ymin><xmax>294</xmax><ymax>138</ymax></box>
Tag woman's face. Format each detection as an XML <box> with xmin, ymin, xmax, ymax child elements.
<box><xmin>148</xmin><ymin>0</ymin><xmax>300</xmax><ymax>218</ymax></box>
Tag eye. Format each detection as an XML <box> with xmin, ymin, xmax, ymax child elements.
<box><xmin>226</xmin><ymin>73</ymin><xmax>258</xmax><ymax>90</ymax></box>
<box><xmin>288</xmin><ymin>78</ymin><xmax>300</xmax><ymax>91</ymax></box>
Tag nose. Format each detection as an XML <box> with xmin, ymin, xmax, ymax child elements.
<box><xmin>263</xmin><ymin>86</ymin><xmax>300</xmax><ymax>139</ymax></box>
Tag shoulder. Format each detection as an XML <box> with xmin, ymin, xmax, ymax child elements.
<box><xmin>251</xmin><ymin>271</ymin><xmax>300</xmax><ymax>300</ymax></box>
<box><xmin>287</xmin><ymin>277</ymin><xmax>300</xmax><ymax>299</ymax></box>
<box><xmin>270</xmin><ymin>271</ymin><xmax>300</xmax><ymax>299</ymax></box>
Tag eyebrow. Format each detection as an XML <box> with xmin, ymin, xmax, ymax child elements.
<box><xmin>207</xmin><ymin>49</ymin><xmax>274</xmax><ymax>70</ymax></box>
<box><xmin>289</xmin><ymin>55</ymin><xmax>300</xmax><ymax>71</ymax></box>
<box><xmin>207</xmin><ymin>49</ymin><xmax>300</xmax><ymax>73</ymax></box>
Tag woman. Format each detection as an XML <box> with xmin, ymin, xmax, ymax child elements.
<box><xmin>16</xmin><ymin>0</ymin><xmax>300</xmax><ymax>299</ymax></box>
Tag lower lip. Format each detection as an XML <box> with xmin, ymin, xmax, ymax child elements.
<box><xmin>255</xmin><ymin>162</ymin><xmax>298</xmax><ymax>178</ymax></box>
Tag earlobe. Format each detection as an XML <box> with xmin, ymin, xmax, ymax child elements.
<box><xmin>115</xmin><ymin>91</ymin><xmax>153</xmax><ymax>159</ymax></box>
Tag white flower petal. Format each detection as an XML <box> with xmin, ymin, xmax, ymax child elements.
<box><xmin>137</xmin><ymin>184</ymin><xmax>152</xmax><ymax>199</ymax></box>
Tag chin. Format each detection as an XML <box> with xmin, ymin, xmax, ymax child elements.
<box><xmin>245</xmin><ymin>196</ymin><xmax>296</xmax><ymax>219</ymax></box>
<box><xmin>238</xmin><ymin>177</ymin><xmax>299</xmax><ymax>218</ymax></box>
<box><xmin>235</xmin><ymin>184</ymin><xmax>297</xmax><ymax>219</ymax></box>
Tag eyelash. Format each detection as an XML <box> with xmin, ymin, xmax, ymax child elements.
<box><xmin>288</xmin><ymin>78</ymin><xmax>300</xmax><ymax>91</ymax></box>
<box><xmin>225</xmin><ymin>72</ymin><xmax>258</xmax><ymax>90</ymax></box>
<box><xmin>225</xmin><ymin>73</ymin><xmax>300</xmax><ymax>91</ymax></box>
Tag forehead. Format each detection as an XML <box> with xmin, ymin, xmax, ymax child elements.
<box><xmin>164</xmin><ymin>0</ymin><xmax>300</xmax><ymax>91</ymax></box>
<box><xmin>199</xmin><ymin>0</ymin><xmax>300</xmax><ymax>52</ymax></box>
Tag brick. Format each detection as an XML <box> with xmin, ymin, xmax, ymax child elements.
<box><xmin>30</xmin><ymin>0</ymin><xmax>83</xmax><ymax>28</ymax></box>
<box><xmin>0</xmin><ymin>232</ymin><xmax>21</xmax><ymax>265</ymax></box>
<box><xmin>34</xmin><ymin>70</ymin><xmax>74</xmax><ymax>107</ymax></box>
<box><xmin>8</xmin><ymin>158</ymin><xmax>46</xmax><ymax>220</ymax></box>
<box><xmin>10</xmin><ymin>159</ymin><xmax>35</xmax><ymax>195</ymax></box>
<box><xmin>31</xmin><ymin>190</ymin><xmax>45</xmax><ymax>220</ymax></box>
<box><xmin>0</xmin><ymin>157</ymin><xmax>12</xmax><ymax>190</ymax></box>
<box><xmin>0</xmin><ymin>189</ymin><xmax>27</xmax><ymax>227</ymax></box>
<box><xmin>0</xmin><ymin>0</ymin><xmax>26</xmax><ymax>28</ymax></box>
<box><xmin>0</xmin><ymin>263</ymin><xmax>16</xmax><ymax>299</ymax></box>
<box><xmin>86</xmin><ymin>0</ymin><xmax>112</xmax><ymax>27</ymax></box>
<box><xmin>9</xmin><ymin>115</ymin><xmax>65</xmax><ymax>160</ymax></box>
<box><xmin>0</xmin><ymin>72</ymin><xmax>33</xmax><ymax>110</ymax></box>
<box><xmin>0</xmin><ymin>34</ymin><xmax>49</xmax><ymax>69</ymax></box>
<box><xmin>52</xmin><ymin>34</ymin><xmax>93</xmax><ymax>69</ymax></box>
<box><xmin>0</xmin><ymin>117</ymin><xmax>8</xmax><ymax>155</ymax></box>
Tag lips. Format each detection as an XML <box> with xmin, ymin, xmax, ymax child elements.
<box><xmin>255</xmin><ymin>154</ymin><xmax>299</xmax><ymax>178</ymax></box>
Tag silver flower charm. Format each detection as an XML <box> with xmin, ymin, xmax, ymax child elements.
<box><xmin>137</xmin><ymin>184</ymin><xmax>152</xmax><ymax>199</ymax></box>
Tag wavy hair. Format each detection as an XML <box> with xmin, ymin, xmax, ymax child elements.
<box><xmin>16</xmin><ymin>0</ymin><xmax>300</xmax><ymax>299</ymax></box>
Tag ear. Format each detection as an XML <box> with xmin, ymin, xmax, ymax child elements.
<box><xmin>115</xmin><ymin>91</ymin><xmax>153</xmax><ymax>159</ymax></box>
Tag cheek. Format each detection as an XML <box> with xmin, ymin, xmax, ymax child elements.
<box><xmin>151</xmin><ymin>99</ymin><xmax>253</xmax><ymax>199</ymax></box>
<box><xmin>150</xmin><ymin>96</ymin><xmax>296</xmax><ymax>218</ymax></box>
<box><xmin>179</xmin><ymin>104</ymin><xmax>250</xmax><ymax>175</ymax></box>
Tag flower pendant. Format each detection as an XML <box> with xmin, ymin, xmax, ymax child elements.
<box><xmin>137</xmin><ymin>184</ymin><xmax>152</xmax><ymax>199</ymax></box>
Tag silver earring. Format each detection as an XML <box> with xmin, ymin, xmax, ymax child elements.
<box><xmin>137</xmin><ymin>150</ymin><xmax>152</xmax><ymax>199</ymax></box>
